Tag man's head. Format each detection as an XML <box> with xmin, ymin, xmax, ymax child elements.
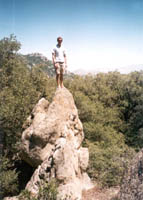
<box><xmin>57</xmin><ymin>36</ymin><xmax>63</xmax><ymax>46</ymax></box>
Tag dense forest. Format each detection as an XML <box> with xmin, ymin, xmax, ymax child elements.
<box><xmin>0</xmin><ymin>35</ymin><xmax>143</xmax><ymax>199</ymax></box>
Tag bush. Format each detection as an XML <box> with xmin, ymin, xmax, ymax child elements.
<box><xmin>37</xmin><ymin>179</ymin><xmax>58</xmax><ymax>200</ymax></box>
<box><xmin>0</xmin><ymin>156</ymin><xmax>19</xmax><ymax>197</ymax></box>
<box><xmin>87</xmin><ymin>141</ymin><xmax>135</xmax><ymax>187</ymax></box>
<box><xmin>65</xmin><ymin>74</ymin><xmax>136</xmax><ymax>186</ymax></box>
<box><xmin>0</xmin><ymin>35</ymin><xmax>56</xmax><ymax>159</ymax></box>
<box><xmin>19</xmin><ymin>179</ymin><xmax>58</xmax><ymax>200</ymax></box>
<box><xmin>19</xmin><ymin>189</ymin><xmax>36</xmax><ymax>200</ymax></box>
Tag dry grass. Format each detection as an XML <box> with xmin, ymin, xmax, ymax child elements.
<box><xmin>82</xmin><ymin>186</ymin><xmax>120</xmax><ymax>200</ymax></box>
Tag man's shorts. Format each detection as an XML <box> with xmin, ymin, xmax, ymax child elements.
<box><xmin>55</xmin><ymin>62</ymin><xmax>65</xmax><ymax>75</ymax></box>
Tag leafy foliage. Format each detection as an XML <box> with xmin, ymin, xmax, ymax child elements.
<box><xmin>65</xmin><ymin>73</ymin><xmax>137</xmax><ymax>186</ymax></box>
<box><xmin>0</xmin><ymin>156</ymin><xmax>19</xmax><ymax>197</ymax></box>
<box><xmin>23</xmin><ymin>53</ymin><xmax>55</xmax><ymax>77</ymax></box>
<box><xmin>19</xmin><ymin>189</ymin><xmax>36</xmax><ymax>200</ymax></box>
<box><xmin>37</xmin><ymin>179</ymin><xmax>58</xmax><ymax>200</ymax></box>
<box><xmin>122</xmin><ymin>71</ymin><xmax>143</xmax><ymax>149</ymax></box>
<box><xmin>87</xmin><ymin>141</ymin><xmax>134</xmax><ymax>186</ymax></box>
<box><xmin>23</xmin><ymin>53</ymin><xmax>74</xmax><ymax>78</ymax></box>
<box><xmin>19</xmin><ymin>179</ymin><xmax>58</xmax><ymax>200</ymax></box>
<box><xmin>0</xmin><ymin>35</ymin><xmax>56</xmax><ymax>159</ymax></box>
<box><xmin>0</xmin><ymin>35</ymin><xmax>56</xmax><ymax>197</ymax></box>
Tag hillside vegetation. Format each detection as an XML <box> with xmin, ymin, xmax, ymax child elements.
<box><xmin>22</xmin><ymin>52</ymin><xmax>74</xmax><ymax>78</ymax></box>
<box><xmin>0</xmin><ymin>35</ymin><xmax>143</xmax><ymax>198</ymax></box>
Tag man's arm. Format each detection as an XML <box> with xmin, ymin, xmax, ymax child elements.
<box><xmin>64</xmin><ymin>54</ymin><xmax>67</xmax><ymax>67</ymax></box>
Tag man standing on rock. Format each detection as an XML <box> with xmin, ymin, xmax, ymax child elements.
<box><xmin>52</xmin><ymin>36</ymin><xmax>67</xmax><ymax>88</ymax></box>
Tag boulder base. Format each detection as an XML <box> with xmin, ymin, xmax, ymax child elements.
<box><xmin>4</xmin><ymin>88</ymin><xmax>93</xmax><ymax>200</ymax></box>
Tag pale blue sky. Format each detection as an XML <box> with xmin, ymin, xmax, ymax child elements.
<box><xmin>0</xmin><ymin>0</ymin><xmax>143</xmax><ymax>73</ymax></box>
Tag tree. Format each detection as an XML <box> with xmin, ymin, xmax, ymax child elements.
<box><xmin>65</xmin><ymin>73</ymin><xmax>134</xmax><ymax>186</ymax></box>
<box><xmin>123</xmin><ymin>71</ymin><xmax>143</xmax><ymax>149</ymax></box>
<box><xmin>0</xmin><ymin>35</ymin><xmax>56</xmax><ymax>197</ymax></box>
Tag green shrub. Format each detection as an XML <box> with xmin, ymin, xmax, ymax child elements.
<box><xmin>19</xmin><ymin>189</ymin><xmax>36</xmax><ymax>200</ymax></box>
<box><xmin>0</xmin><ymin>156</ymin><xmax>19</xmax><ymax>197</ymax></box>
<box><xmin>87</xmin><ymin>141</ymin><xmax>135</xmax><ymax>187</ymax></box>
<box><xmin>37</xmin><ymin>178</ymin><xmax>58</xmax><ymax>200</ymax></box>
<box><xmin>0</xmin><ymin>35</ymin><xmax>56</xmax><ymax>159</ymax></box>
<box><xmin>19</xmin><ymin>179</ymin><xmax>58</xmax><ymax>200</ymax></box>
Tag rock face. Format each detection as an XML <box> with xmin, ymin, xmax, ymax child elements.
<box><xmin>5</xmin><ymin>88</ymin><xmax>93</xmax><ymax>200</ymax></box>
<box><xmin>119</xmin><ymin>149</ymin><xmax>143</xmax><ymax>200</ymax></box>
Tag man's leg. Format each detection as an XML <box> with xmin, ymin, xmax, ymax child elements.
<box><xmin>60</xmin><ymin>64</ymin><xmax>65</xmax><ymax>88</ymax></box>
<box><xmin>56</xmin><ymin>74</ymin><xmax>60</xmax><ymax>88</ymax></box>
<box><xmin>55</xmin><ymin>63</ymin><xmax>60</xmax><ymax>88</ymax></box>
<box><xmin>60</xmin><ymin>73</ymin><xmax>64</xmax><ymax>88</ymax></box>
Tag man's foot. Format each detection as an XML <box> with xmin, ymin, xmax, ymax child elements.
<box><xmin>57</xmin><ymin>85</ymin><xmax>61</xmax><ymax>89</ymax></box>
<box><xmin>60</xmin><ymin>84</ymin><xmax>64</xmax><ymax>88</ymax></box>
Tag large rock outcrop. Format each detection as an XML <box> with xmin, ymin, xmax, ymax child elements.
<box><xmin>5</xmin><ymin>87</ymin><xmax>93</xmax><ymax>200</ymax></box>
<box><xmin>119</xmin><ymin>149</ymin><xmax>143</xmax><ymax>200</ymax></box>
